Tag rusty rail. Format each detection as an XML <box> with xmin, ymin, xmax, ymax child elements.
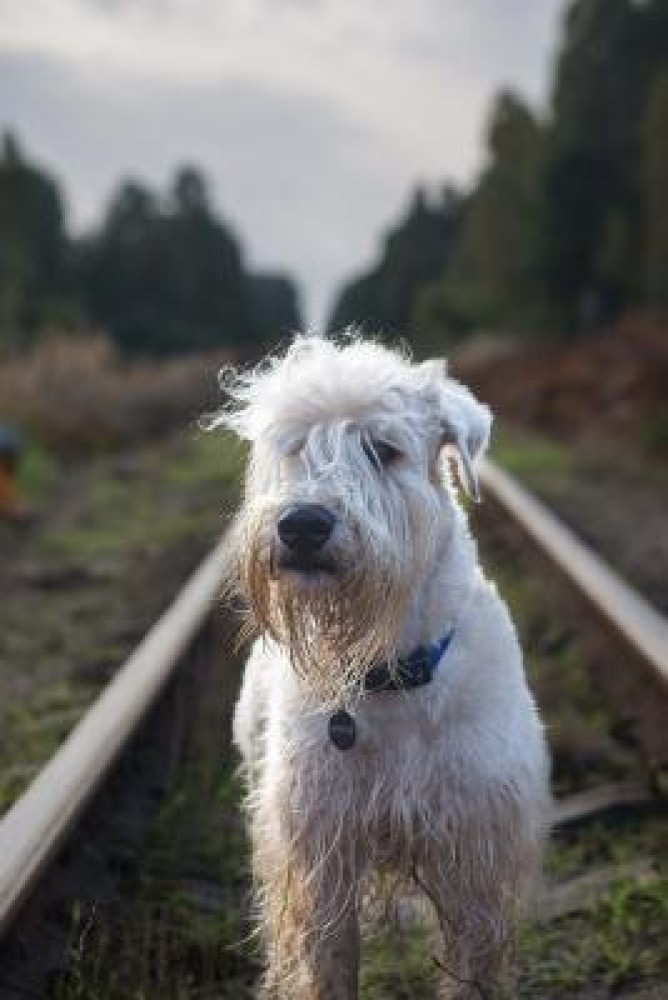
<box><xmin>480</xmin><ymin>458</ymin><xmax>668</xmax><ymax>688</ymax></box>
<box><xmin>0</xmin><ymin>535</ymin><xmax>229</xmax><ymax>936</ymax></box>
<box><xmin>1</xmin><ymin>458</ymin><xmax>667</xmax><ymax>941</ymax></box>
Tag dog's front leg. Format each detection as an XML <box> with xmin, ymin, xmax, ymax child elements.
<box><xmin>255</xmin><ymin>815</ymin><xmax>361</xmax><ymax>1000</ymax></box>
<box><xmin>425</xmin><ymin>882</ymin><xmax>512</xmax><ymax>1000</ymax></box>
<box><xmin>415</xmin><ymin>835</ymin><xmax>525</xmax><ymax>1000</ymax></box>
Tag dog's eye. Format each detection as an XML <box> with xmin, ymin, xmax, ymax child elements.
<box><xmin>286</xmin><ymin>438</ymin><xmax>305</xmax><ymax>458</ymax></box>
<box><xmin>363</xmin><ymin>439</ymin><xmax>400</xmax><ymax>469</ymax></box>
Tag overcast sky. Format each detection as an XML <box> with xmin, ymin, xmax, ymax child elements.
<box><xmin>0</xmin><ymin>0</ymin><xmax>565</xmax><ymax>326</ymax></box>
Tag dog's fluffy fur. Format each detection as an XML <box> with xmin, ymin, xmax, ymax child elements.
<box><xmin>214</xmin><ymin>335</ymin><xmax>550</xmax><ymax>999</ymax></box>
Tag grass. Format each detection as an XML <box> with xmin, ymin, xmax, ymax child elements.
<box><xmin>0</xmin><ymin>677</ymin><xmax>95</xmax><ymax>810</ymax></box>
<box><xmin>19</xmin><ymin>439</ymin><xmax>60</xmax><ymax>503</ymax></box>
<box><xmin>640</xmin><ymin>408</ymin><xmax>668</xmax><ymax>457</ymax></box>
<box><xmin>4</xmin><ymin>423</ymin><xmax>666</xmax><ymax>997</ymax></box>
<box><xmin>527</xmin><ymin>809</ymin><xmax>668</xmax><ymax>994</ymax></box>
<box><xmin>0</xmin><ymin>428</ymin><xmax>243</xmax><ymax>815</ymax></box>
<box><xmin>491</xmin><ymin>424</ymin><xmax>575</xmax><ymax>496</ymax></box>
<box><xmin>519</xmin><ymin>877</ymin><xmax>668</xmax><ymax>996</ymax></box>
<box><xmin>476</xmin><ymin>520</ymin><xmax>641</xmax><ymax>797</ymax></box>
<box><xmin>0</xmin><ymin>333</ymin><xmax>231</xmax><ymax>456</ymax></box>
<box><xmin>475</xmin><ymin>492</ymin><xmax>668</xmax><ymax>997</ymax></box>
<box><xmin>548</xmin><ymin>811</ymin><xmax>668</xmax><ymax>881</ymax></box>
<box><xmin>43</xmin><ymin>432</ymin><xmax>242</xmax><ymax>561</ymax></box>
<box><xmin>52</xmin><ymin>636</ymin><xmax>259</xmax><ymax>1000</ymax></box>
<box><xmin>361</xmin><ymin>921</ymin><xmax>439</xmax><ymax>1000</ymax></box>
<box><xmin>357</xmin><ymin>819</ymin><xmax>668</xmax><ymax>1000</ymax></box>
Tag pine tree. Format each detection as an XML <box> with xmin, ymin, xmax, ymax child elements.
<box><xmin>642</xmin><ymin>73</ymin><xmax>668</xmax><ymax>311</ymax></box>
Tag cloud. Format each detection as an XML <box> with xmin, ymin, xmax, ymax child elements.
<box><xmin>0</xmin><ymin>0</ymin><xmax>564</xmax><ymax>322</ymax></box>
<box><xmin>0</xmin><ymin>49</ymin><xmax>408</xmax><ymax>324</ymax></box>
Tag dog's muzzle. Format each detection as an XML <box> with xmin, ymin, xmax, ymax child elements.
<box><xmin>276</xmin><ymin>504</ymin><xmax>336</xmax><ymax>572</ymax></box>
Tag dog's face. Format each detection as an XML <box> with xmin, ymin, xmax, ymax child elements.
<box><xmin>214</xmin><ymin>336</ymin><xmax>491</xmax><ymax>705</ymax></box>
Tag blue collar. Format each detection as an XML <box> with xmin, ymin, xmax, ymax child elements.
<box><xmin>328</xmin><ymin>628</ymin><xmax>456</xmax><ymax>749</ymax></box>
<box><xmin>362</xmin><ymin>629</ymin><xmax>455</xmax><ymax>693</ymax></box>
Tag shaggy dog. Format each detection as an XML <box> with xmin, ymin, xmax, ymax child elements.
<box><xmin>213</xmin><ymin>335</ymin><xmax>550</xmax><ymax>999</ymax></box>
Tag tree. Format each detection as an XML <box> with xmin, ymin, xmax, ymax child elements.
<box><xmin>78</xmin><ymin>180</ymin><xmax>166</xmax><ymax>352</ymax></box>
<box><xmin>327</xmin><ymin>186</ymin><xmax>463</xmax><ymax>346</ymax></box>
<box><xmin>0</xmin><ymin>133</ymin><xmax>71</xmax><ymax>349</ymax></box>
<box><xmin>160</xmin><ymin>166</ymin><xmax>257</xmax><ymax>354</ymax></box>
<box><xmin>330</xmin><ymin>0</ymin><xmax>668</xmax><ymax>344</ymax></box>
<box><xmin>414</xmin><ymin>91</ymin><xmax>545</xmax><ymax>344</ymax></box>
<box><xmin>79</xmin><ymin>167</ymin><xmax>260</xmax><ymax>356</ymax></box>
<box><xmin>542</xmin><ymin>0</ymin><xmax>668</xmax><ymax>329</ymax></box>
<box><xmin>642</xmin><ymin>73</ymin><xmax>668</xmax><ymax>311</ymax></box>
<box><xmin>251</xmin><ymin>273</ymin><xmax>303</xmax><ymax>342</ymax></box>
<box><xmin>0</xmin><ymin>137</ymin><xmax>303</xmax><ymax>356</ymax></box>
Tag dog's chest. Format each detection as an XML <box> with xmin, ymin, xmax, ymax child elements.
<box><xmin>295</xmin><ymin>693</ymin><xmax>446</xmax><ymax>811</ymax></box>
<box><xmin>298</xmin><ymin>688</ymin><xmax>440</xmax><ymax>760</ymax></box>
<box><xmin>304</xmin><ymin>713</ymin><xmax>457</xmax><ymax>861</ymax></box>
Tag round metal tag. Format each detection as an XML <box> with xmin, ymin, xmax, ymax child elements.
<box><xmin>328</xmin><ymin>709</ymin><xmax>356</xmax><ymax>750</ymax></box>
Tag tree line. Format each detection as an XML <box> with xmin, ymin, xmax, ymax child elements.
<box><xmin>0</xmin><ymin>134</ymin><xmax>302</xmax><ymax>357</ymax></box>
<box><xmin>329</xmin><ymin>0</ymin><xmax>668</xmax><ymax>350</ymax></box>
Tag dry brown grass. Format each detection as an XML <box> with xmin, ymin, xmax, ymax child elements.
<box><xmin>456</xmin><ymin>313</ymin><xmax>668</xmax><ymax>455</ymax></box>
<box><xmin>0</xmin><ymin>334</ymin><xmax>234</xmax><ymax>454</ymax></box>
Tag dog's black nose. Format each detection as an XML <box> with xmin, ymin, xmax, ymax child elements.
<box><xmin>277</xmin><ymin>504</ymin><xmax>335</xmax><ymax>552</ymax></box>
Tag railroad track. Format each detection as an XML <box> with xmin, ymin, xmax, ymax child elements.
<box><xmin>0</xmin><ymin>459</ymin><xmax>666</xmax><ymax>997</ymax></box>
<box><xmin>0</xmin><ymin>534</ymin><xmax>231</xmax><ymax>938</ymax></box>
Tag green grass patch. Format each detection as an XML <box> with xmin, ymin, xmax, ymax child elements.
<box><xmin>491</xmin><ymin>424</ymin><xmax>575</xmax><ymax>496</ymax></box>
<box><xmin>1</xmin><ymin>428</ymin><xmax>244</xmax><ymax>816</ymax></box>
<box><xmin>43</xmin><ymin>431</ymin><xmax>242</xmax><ymax>561</ymax></box>
<box><xmin>519</xmin><ymin>877</ymin><xmax>668</xmax><ymax>996</ymax></box>
<box><xmin>52</xmin><ymin>637</ymin><xmax>258</xmax><ymax>1000</ymax></box>
<box><xmin>547</xmin><ymin>812</ymin><xmax>668</xmax><ymax>883</ymax></box>
<box><xmin>483</xmin><ymin>553</ymin><xmax>637</xmax><ymax>796</ymax></box>
<box><xmin>361</xmin><ymin>920</ymin><xmax>439</xmax><ymax>1000</ymax></box>
<box><xmin>641</xmin><ymin>409</ymin><xmax>668</xmax><ymax>457</ymax></box>
<box><xmin>19</xmin><ymin>440</ymin><xmax>59</xmax><ymax>503</ymax></box>
<box><xmin>160</xmin><ymin>430</ymin><xmax>246</xmax><ymax>490</ymax></box>
<box><xmin>0</xmin><ymin>677</ymin><xmax>96</xmax><ymax>810</ymax></box>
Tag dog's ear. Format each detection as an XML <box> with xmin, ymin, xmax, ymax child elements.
<box><xmin>419</xmin><ymin>360</ymin><xmax>492</xmax><ymax>502</ymax></box>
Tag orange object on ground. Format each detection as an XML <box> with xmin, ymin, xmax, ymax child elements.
<box><xmin>0</xmin><ymin>461</ymin><xmax>27</xmax><ymax>520</ymax></box>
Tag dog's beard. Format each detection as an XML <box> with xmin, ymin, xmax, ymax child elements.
<box><xmin>228</xmin><ymin>511</ymin><xmax>421</xmax><ymax>709</ymax></box>
<box><xmin>264</xmin><ymin>566</ymin><xmax>413</xmax><ymax>709</ymax></box>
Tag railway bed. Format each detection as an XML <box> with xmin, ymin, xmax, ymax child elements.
<box><xmin>0</xmin><ymin>460</ymin><xmax>666</xmax><ymax>999</ymax></box>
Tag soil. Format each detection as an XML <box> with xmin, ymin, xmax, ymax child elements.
<box><xmin>0</xmin><ymin>468</ymin><xmax>665</xmax><ymax>999</ymax></box>
<box><xmin>455</xmin><ymin>316</ymin><xmax>668</xmax><ymax>614</ymax></box>
<box><xmin>0</xmin><ymin>429</ymin><xmax>242</xmax><ymax>812</ymax></box>
<box><xmin>456</xmin><ymin>315</ymin><xmax>668</xmax><ymax>451</ymax></box>
<box><xmin>0</xmin><ymin>376</ymin><xmax>665</xmax><ymax>997</ymax></box>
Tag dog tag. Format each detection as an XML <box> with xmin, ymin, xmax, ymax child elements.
<box><xmin>328</xmin><ymin>709</ymin><xmax>356</xmax><ymax>750</ymax></box>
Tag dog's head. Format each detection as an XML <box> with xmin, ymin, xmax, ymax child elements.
<box><xmin>212</xmin><ymin>334</ymin><xmax>491</xmax><ymax>705</ymax></box>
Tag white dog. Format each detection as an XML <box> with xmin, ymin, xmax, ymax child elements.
<box><xmin>214</xmin><ymin>335</ymin><xmax>549</xmax><ymax>999</ymax></box>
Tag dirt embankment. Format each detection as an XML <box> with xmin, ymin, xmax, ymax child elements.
<box><xmin>457</xmin><ymin>316</ymin><xmax>668</xmax><ymax>454</ymax></box>
<box><xmin>455</xmin><ymin>316</ymin><xmax>668</xmax><ymax>613</ymax></box>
